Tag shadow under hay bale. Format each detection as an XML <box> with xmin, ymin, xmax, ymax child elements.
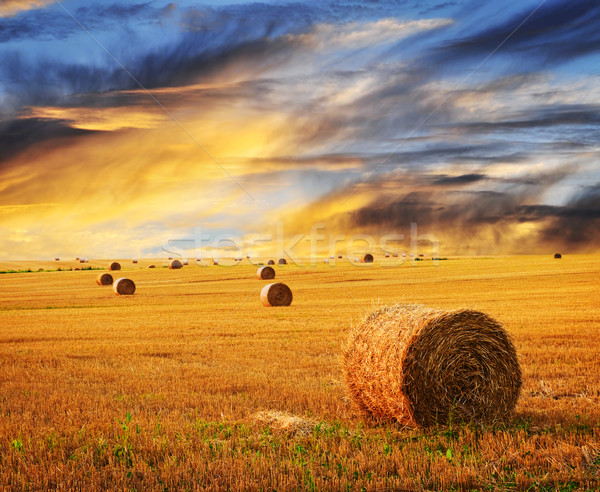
<box><xmin>257</xmin><ymin>266</ymin><xmax>276</xmax><ymax>280</ymax></box>
<box><xmin>169</xmin><ymin>259</ymin><xmax>183</xmax><ymax>269</ymax></box>
<box><xmin>343</xmin><ymin>304</ymin><xmax>521</xmax><ymax>427</ymax></box>
<box><xmin>260</xmin><ymin>283</ymin><xmax>293</xmax><ymax>306</ymax></box>
<box><xmin>108</xmin><ymin>262</ymin><xmax>121</xmax><ymax>271</ymax></box>
<box><xmin>554</xmin><ymin>253</ymin><xmax>562</xmax><ymax>259</ymax></box>
<box><xmin>96</xmin><ymin>273</ymin><xmax>113</xmax><ymax>286</ymax></box>
<box><xmin>361</xmin><ymin>253</ymin><xmax>374</xmax><ymax>263</ymax></box>
<box><xmin>113</xmin><ymin>278</ymin><xmax>136</xmax><ymax>295</ymax></box>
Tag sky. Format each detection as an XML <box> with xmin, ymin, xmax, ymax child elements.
<box><xmin>1</xmin><ymin>0</ymin><xmax>600</xmax><ymax>259</ymax></box>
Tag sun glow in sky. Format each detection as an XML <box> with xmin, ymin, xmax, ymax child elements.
<box><xmin>1</xmin><ymin>0</ymin><xmax>600</xmax><ymax>259</ymax></box>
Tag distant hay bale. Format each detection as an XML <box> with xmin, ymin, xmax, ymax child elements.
<box><xmin>79</xmin><ymin>259</ymin><xmax>85</xmax><ymax>263</ymax></box>
<box><xmin>113</xmin><ymin>278</ymin><xmax>136</xmax><ymax>295</ymax></box>
<box><xmin>260</xmin><ymin>283</ymin><xmax>293</xmax><ymax>307</ymax></box>
<box><xmin>343</xmin><ymin>304</ymin><xmax>521</xmax><ymax>427</ymax></box>
<box><xmin>108</xmin><ymin>262</ymin><xmax>121</xmax><ymax>271</ymax></box>
<box><xmin>324</xmin><ymin>259</ymin><xmax>330</xmax><ymax>264</ymax></box>
<box><xmin>330</xmin><ymin>256</ymin><xmax>335</xmax><ymax>259</ymax></box>
<box><xmin>183</xmin><ymin>259</ymin><xmax>189</xmax><ymax>266</ymax></box>
<box><xmin>267</xmin><ymin>259</ymin><xmax>275</xmax><ymax>265</ymax></box>
<box><xmin>257</xmin><ymin>266</ymin><xmax>276</xmax><ymax>280</ymax></box>
<box><xmin>96</xmin><ymin>273</ymin><xmax>113</xmax><ymax>285</ymax></box>
<box><xmin>148</xmin><ymin>265</ymin><xmax>156</xmax><ymax>269</ymax></box>
<box><xmin>169</xmin><ymin>259</ymin><xmax>183</xmax><ymax>269</ymax></box>
<box><xmin>55</xmin><ymin>257</ymin><xmax>60</xmax><ymax>261</ymax></box>
<box><xmin>277</xmin><ymin>258</ymin><xmax>287</xmax><ymax>265</ymax></box>
<box><xmin>554</xmin><ymin>253</ymin><xmax>562</xmax><ymax>259</ymax></box>
<box><xmin>76</xmin><ymin>257</ymin><xmax>80</xmax><ymax>260</ymax></box>
<box><xmin>213</xmin><ymin>259</ymin><xmax>219</xmax><ymax>266</ymax></box>
<box><xmin>38</xmin><ymin>268</ymin><xmax>44</xmax><ymax>272</ymax></box>
<box><xmin>338</xmin><ymin>255</ymin><xmax>343</xmax><ymax>259</ymax></box>
<box><xmin>385</xmin><ymin>253</ymin><xmax>390</xmax><ymax>258</ymax></box>
<box><xmin>361</xmin><ymin>253</ymin><xmax>374</xmax><ymax>263</ymax></box>
<box><xmin>132</xmin><ymin>259</ymin><xmax>138</xmax><ymax>264</ymax></box>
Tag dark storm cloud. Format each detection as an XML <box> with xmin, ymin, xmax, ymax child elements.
<box><xmin>440</xmin><ymin>0</ymin><xmax>600</xmax><ymax>66</ymax></box>
<box><xmin>0</xmin><ymin>117</ymin><xmax>95</xmax><ymax>166</ymax></box>
<box><xmin>536</xmin><ymin>185</ymin><xmax>600</xmax><ymax>247</ymax></box>
<box><xmin>449</xmin><ymin>105</ymin><xmax>600</xmax><ymax>133</ymax></box>
<box><xmin>432</xmin><ymin>173</ymin><xmax>487</xmax><ymax>185</ymax></box>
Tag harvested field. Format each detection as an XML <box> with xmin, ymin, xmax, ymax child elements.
<box><xmin>0</xmin><ymin>255</ymin><xmax>599</xmax><ymax>490</ymax></box>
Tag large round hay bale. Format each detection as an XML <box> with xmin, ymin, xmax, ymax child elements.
<box><xmin>96</xmin><ymin>273</ymin><xmax>113</xmax><ymax>285</ymax></box>
<box><xmin>554</xmin><ymin>253</ymin><xmax>562</xmax><ymax>259</ymax></box>
<box><xmin>260</xmin><ymin>283</ymin><xmax>293</xmax><ymax>307</ymax></box>
<box><xmin>257</xmin><ymin>266</ymin><xmax>276</xmax><ymax>280</ymax></box>
<box><xmin>343</xmin><ymin>304</ymin><xmax>521</xmax><ymax>427</ymax></box>
<box><xmin>113</xmin><ymin>278</ymin><xmax>136</xmax><ymax>295</ymax></box>
<box><xmin>267</xmin><ymin>259</ymin><xmax>275</xmax><ymax>265</ymax></box>
<box><xmin>169</xmin><ymin>259</ymin><xmax>183</xmax><ymax>269</ymax></box>
<box><xmin>108</xmin><ymin>262</ymin><xmax>121</xmax><ymax>271</ymax></box>
<box><xmin>277</xmin><ymin>258</ymin><xmax>287</xmax><ymax>265</ymax></box>
<box><xmin>361</xmin><ymin>253</ymin><xmax>374</xmax><ymax>263</ymax></box>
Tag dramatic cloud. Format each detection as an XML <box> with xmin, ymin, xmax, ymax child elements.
<box><xmin>0</xmin><ymin>0</ymin><xmax>599</xmax><ymax>258</ymax></box>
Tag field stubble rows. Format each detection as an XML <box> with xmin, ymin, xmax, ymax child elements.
<box><xmin>1</xmin><ymin>255</ymin><xmax>599</xmax><ymax>490</ymax></box>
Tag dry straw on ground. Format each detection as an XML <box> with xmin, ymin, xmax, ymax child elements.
<box><xmin>257</xmin><ymin>266</ymin><xmax>276</xmax><ymax>280</ymax></box>
<box><xmin>260</xmin><ymin>283</ymin><xmax>293</xmax><ymax>306</ymax></box>
<box><xmin>96</xmin><ymin>273</ymin><xmax>113</xmax><ymax>286</ymax></box>
<box><xmin>343</xmin><ymin>304</ymin><xmax>521</xmax><ymax>427</ymax></box>
<box><xmin>169</xmin><ymin>259</ymin><xmax>183</xmax><ymax>269</ymax></box>
<box><xmin>361</xmin><ymin>253</ymin><xmax>374</xmax><ymax>263</ymax></box>
<box><xmin>108</xmin><ymin>262</ymin><xmax>121</xmax><ymax>271</ymax></box>
<box><xmin>252</xmin><ymin>410</ymin><xmax>316</xmax><ymax>436</ymax></box>
<box><xmin>113</xmin><ymin>278</ymin><xmax>136</xmax><ymax>296</ymax></box>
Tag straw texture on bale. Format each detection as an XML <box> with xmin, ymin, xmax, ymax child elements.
<box><xmin>361</xmin><ymin>253</ymin><xmax>374</xmax><ymax>263</ymax></box>
<box><xmin>96</xmin><ymin>273</ymin><xmax>113</xmax><ymax>286</ymax></box>
<box><xmin>113</xmin><ymin>278</ymin><xmax>136</xmax><ymax>296</ymax></box>
<box><xmin>267</xmin><ymin>259</ymin><xmax>275</xmax><ymax>265</ymax></box>
<box><xmin>277</xmin><ymin>258</ymin><xmax>287</xmax><ymax>265</ymax></box>
<box><xmin>554</xmin><ymin>253</ymin><xmax>562</xmax><ymax>259</ymax></box>
<box><xmin>343</xmin><ymin>304</ymin><xmax>521</xmax><ymax>427</ymax></box>
<box><xmin>257</xmin><ymin>266</ymin><xmax>276</xmax><ymax>280</ymax></box>
<box><xmin>260</xmin><ymin>283</ymin><xmax>293</xmax><ymax>307</ymax></box>
<box><xmin>169</xmin><ymin>259</ymin><xmax>183</xmax><ymax>269</ymax></box>
<box><xmin>108</xmin><ymin>262</ymin><xmax>121</xmax><ymax>271</ymax></box>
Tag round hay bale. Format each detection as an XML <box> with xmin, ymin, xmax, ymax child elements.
<box><xmin>257</xmin><ymin>266</ymin><xmax>276</xmax><ymax>280</ymax></box>
<box><xmin>54</xmin><ymin>257</ymin><xmax>60</xmax><ymax>261</ymax></box>
<box><xmin>277</xmin><ymin>258</ymin><xmax>287</xmax><ymax>265</ymax></box>
<box><xmin>108</xmin><ymin>262</ymin><xmax>121</xmax><ymax>271</ymax></box>
<box><xmin>343</xmin><ymin>304</ymin><xmax>521</xmax><ymax>427</ymax></box>
<box><xmin>554</xmin><ymin>253</ymin><xmax>562</xmax><ymax>259</ymax></box>
<box><xmin>213</xmin><ymin>259</ymin><xmax>219</xmax><ymax>266</ymax></box>
<box><xmin>361</xmin><ymin>253</ymin><xmax>374</xmax><ymax>263</ymax></box>
<box><xmin>132</xmin><ymin>259</ymin><xmax>138</xmax><ymax>264</ymax></box>
<box><xmin>260</xmin><ymin>283</ymin><xmax>293</xmax><ymax>307</ymax></box>
<box><xmin>96</xmin><ymin>273</ymin><xmax>113</xmax><ymax>285</ymax></box>
<box><xmin>169</xmin><ymin>259</ymin><xmax>183</xmax><ymax>269</ymax></box>
<box><xmin>113</xmin><ymin>278</ymin><xmax>136</xmax><ymax>296</ymax></box>
<box><xmin>148</xmin><ymin>264</ymin><xmax>156</xmax><ymax>269</ymax></box>
<box><xmin>267</xmin><ymin>259</ymin><xmax>275</xmax><ymax>265</ymax></box>
<box><xmin>74</xmin><ymin>268</ymin><xmax>80</xmax><ymax>271</ymax></box>
<box><xmin>183</xmin><ymin>259</ymin><xmax>189</xmax><ymax>266</ymax></box>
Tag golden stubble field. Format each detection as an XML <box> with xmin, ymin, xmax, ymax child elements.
<box><xmin>1</xmin><ymin>255</ymin><xmax>599</xmax><ymax>490</ymax></box>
